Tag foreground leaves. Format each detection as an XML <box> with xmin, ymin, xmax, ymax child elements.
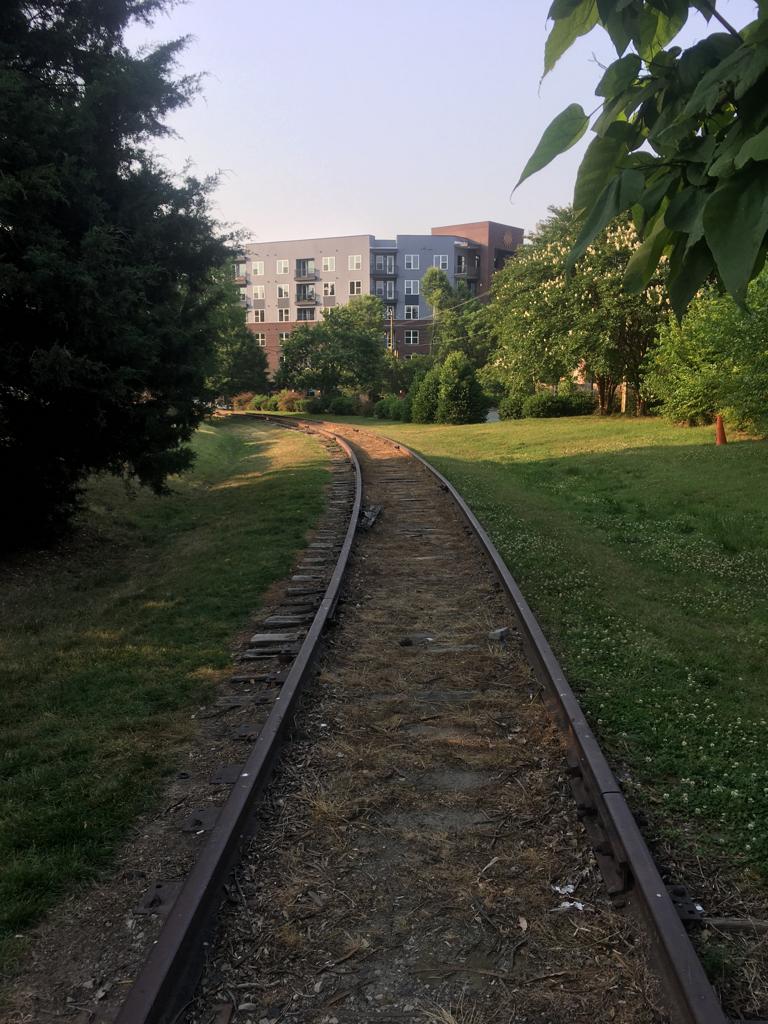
<box><xmin>519</xmin><ymin>1</ymin><xmax>768</xmax><ymax>316</ymax></box>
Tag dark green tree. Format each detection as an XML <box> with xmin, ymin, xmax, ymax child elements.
<box><xmin>518</xmin><ymin>1</ymin><xmax>768</xmax><ymax>316</ymax></box>
<box><xmin>275</xmin><ymin>295</ymin><xmax>386</xmax><ymax>395</ymax></box>
<box><xmin>209</xmin><ymin>271</ymin><xmax>269</xmax><ymax>401</ymax></box>
<box><xmin>410</xmin><ymin>367</ymin><xmax>442</xmax><ymax>424</ymax></box>
<box><xmin>436</xmin><ymin>352</ymin><xmax>488</xmax><ymax>424</ymax></box>
<box><xmin>0</xmin><ymin>1</ymin><xmax>232</xmax><ymax>545</ymax></box>
<box><xmin>421</xmin><ymin>267</ymin><xmax>492</xmax><ymax>368</ymax></box>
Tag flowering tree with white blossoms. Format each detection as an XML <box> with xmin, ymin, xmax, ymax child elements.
<box><xmin>486</xmin><ymin>207</ymin><xmax>669</xmax><ymax>413</ymax></box>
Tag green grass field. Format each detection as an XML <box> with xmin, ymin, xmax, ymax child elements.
<box><xmin>0</xmin><ymin>419</ymin><xmax>328</xmax><ymax>966</ymax></box>
<box><xmin>298</xmin><ymin>413</ymin><xmax>768</xmax><ymax>879</ymax></box>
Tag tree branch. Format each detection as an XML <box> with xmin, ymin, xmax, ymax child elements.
<box><xmin>698</xmin><ymin>1</ymin><xmax>743</xmax><ymax>40</ymax></box>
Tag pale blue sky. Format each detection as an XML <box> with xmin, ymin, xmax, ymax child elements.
<box><xmin>128</xmin><ymin>0</ymin><xmax>757</xmax><ymax>242</ymax></box>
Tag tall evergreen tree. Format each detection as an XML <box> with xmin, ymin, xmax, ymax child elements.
<box><xmin>0</xmin><ymin>1</ymin><xmax>232</xmax><ymax>545</ymax></box>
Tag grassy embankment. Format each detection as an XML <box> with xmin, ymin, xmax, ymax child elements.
<box><xmin>0</xmin><ymin>419</ymin><xmax>328</xmax><ymax>966</ymax></box>
<box><xmin>297</xmin><ymin>413</ymin><xmax>768</xmax><ymax>879</ymax></box>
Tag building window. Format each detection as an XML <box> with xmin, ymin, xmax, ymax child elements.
<box><xmin>252</xmin><ymin>260</ymin><xmax>264</xmax><ymax>276</ymax></box>
<box><xmin>322</xmin><ymin>256</ymin><xmax>336</xmax><ymax>272</ymax></box>
<box><xmin>276</xmin><ymin>259</ymin><xmax>289</xmax><ymax>274</ymax></box>
<box><xmin>277</xmin><ymin>284</ymin><xmax>290</xmax><ymax>299</ymax></box>
<box><xmin>253</xmin><ymin>333</ymin><xmax>266</xmax><ymax>347</ymax></box>
<box><xmin>405</xmin><ymin>254</ymin><xmax>419</xmax><ymax>270</ymax></box>
<box><xmin>386</xmin><ymin>280</ymin><xmax>395</xmax><ymax>299</ymax></box>
<box><xmin>348</xmin><ymin>254</ymin><xmax>362</xmax><ymax>270</ymax></box>
<box><xmin>279</xmin><ymin>332</ymin><xmax>290</xmax><ymax>344</ymax></box>
<box><xmin>297</xmin><ymin>307</ymin><xmax>315</xmax><ymax>321</ymax></box>
<box><xmin>253</xmin><ymin>284</ymin><xmax>265</xmax><ymax>300</ymax></box>
<box><xmin>253</xmin><ymin>309</ymin><xmax>265</xmax><ymax>323</ymax></box>
<box><xmin>404</xmin><ymin>279</ymin><xmax>419</xmax><ymax>295</ymax></box>
<box><xmin>404</xmin><ymin>305</ymin><xmax>420</xmax><ymax>320</ymax></box>
<box><xmin>278</xmin><ymin>308</ymin><xmax>290</xmax><ymax>322</ymax></box>
<box><xmin>433</xmin><ymin>254</ymin><xmax>448</xmax><ymax>270</ymax></box>
<box><xmin>235</xmin><ymin>262</ymin><xmax>246</xmax><ymax>278</ymax></box>
<box><xmin>404</xmin><ymin>330</ymin><xmax>420</xmax><ymax>345</ymax></box>
<box><xmin>296</xmin><ymin>258</ymin><xmax>315</xmax><ymax>277</ymax></box>
<box><xmin>349</xmin><ymin>280</ymin><xmax>362</xmax><ymax>295</ymax></box>
<box><xmin>323</xmin><ymin>282</ymin><xmax>335</xmax><ymax>296</ymax></box>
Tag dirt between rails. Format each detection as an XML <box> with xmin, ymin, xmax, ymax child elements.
<box><xmin>184</xmin><ymin>433</ymin><xmax>665</xmax><ymax>1024</ymax></box>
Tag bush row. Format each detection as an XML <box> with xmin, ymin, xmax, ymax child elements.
<box><xmin>498</xmin><ymin>390</ymin><xmax>597</xmax><ymax>420</ymax></box>
<box><xmin>247</xmin><ymin>391</ymin><xmax>373</xmax><ymax>416</ymax></box>
<box><xmin>374</xmin><ymin>353</ymin><xmax>488</xmax><ymax>425</ymax></box>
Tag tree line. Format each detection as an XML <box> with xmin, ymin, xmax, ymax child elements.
<box><xmin>4</xmin><ymin>0</ymin><xmax>767</xmax><ymax>547</ymax></box>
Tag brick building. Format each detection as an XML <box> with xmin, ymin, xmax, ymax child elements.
<box><xmin>234</xmin><ymin>221</ymin><xmax>524</xmax><ymax>375</ymax></box>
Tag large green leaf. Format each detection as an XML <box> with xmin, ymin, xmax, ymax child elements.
<box><xmin>596</xmin><ymin>53</ymin><xmax>642</xmax><ymax>96</ymax></box>
<box><xmin>567</xmin><ymin>168</ymin><xmax>645</xmax><ymax>268</ymax></box>
<box><xmin>734</xmin><ymin>124</ymin><xmax>768</xmax><ymax>169</ymax></box>
<box><xmin>668</xmin><ymin>237</ymin><xmax>714</xmax><ymax>320</ymax></box>
<box><xmin>703</xmin><ymin>166</ymin><xmax>768</xmax><ymax>305</ymax></box>
<box><xmin>515</xmin><ymin>104</ymin><xmax>589</xmax><ymax>190</ymax></box>
<box><xmin>544</xmin><ymin>0</ymin><xmax>599</xmax><ymax>75</ymax></box>
<box><xmin>624</xmin><ymin>210</ymin><xmax>672</xmax><ymax>292</ymax></box>
<box><xmin>572</xmin><ymin>133</ymin><xmax>627</xmax><ymax>213</ymax></box>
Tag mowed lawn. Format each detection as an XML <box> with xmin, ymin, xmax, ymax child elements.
<box><xmin>0</xmin><ymin>419</ymin><xmax>328</xmax><ymax>966</ymax></box>
<box><xmin>312</xmin><ymin>414</ymin><xmax>768</xmax><ymax>879</ymax></box>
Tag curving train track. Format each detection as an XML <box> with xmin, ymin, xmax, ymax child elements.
<box><xmin>105</xmin><ymin>417</ymin><xmax>735</xmax><ymax>1024</ymax></box>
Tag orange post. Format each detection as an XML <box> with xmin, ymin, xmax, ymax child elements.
<box><xmin>715</xmin><ymin>414</ymin><xmax>727</xmax><ymax>445</ymax></box>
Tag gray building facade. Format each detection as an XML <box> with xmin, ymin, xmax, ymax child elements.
<box><xmin>236</xmin><ymin>221</ymin><xmax>523</xmax><ymax>375</ymax></box>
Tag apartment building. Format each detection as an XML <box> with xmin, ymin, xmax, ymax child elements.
<box><xmin>234</xmin><ymin>221</ymin><xmax>523</xmax><ymax>375</ymax></box>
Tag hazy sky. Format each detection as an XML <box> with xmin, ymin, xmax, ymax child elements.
<box><xmin>127</xmin><ymin>0</ymin><xmax>757</xmax><ymax>243</ymax></box>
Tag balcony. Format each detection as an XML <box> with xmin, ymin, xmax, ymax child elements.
<box><xmin>294</xmin><ymin>272</ymin><xmax>318</xmax><ymax>283</ymax></box>
<box><xmin>455</xmin><ymin>263</ymin><xmax>481</xmax><ymax>278</ymax></box>
<box><xmin>233</xmin><ymin>275</ymin><xmax>247</xmax><ymax>286</ymax></box>
<box><xmin>296</xmin><ymin>291</ymin><xmax>317</xmax><ymax>305</ymax></box>
<box><xmin>371</xmin><ymin>265</ymin><xmax>397</xmax><ymax>278</ymax></box>
<box><xmin>374</xmin><ymin>289</ymin><xmax>397</xmax><ymax>303</ymax></box>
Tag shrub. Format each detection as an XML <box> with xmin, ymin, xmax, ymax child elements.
<box><xmin>410</xmin><ymin>368</ymin><xmax>441</xmax><ymax>423</ymax></box>
<box><xmin>357</xmin><ymin>398</ymin><xmax>375</xmax><ymax>417</ymax></box>
<box><xmin>327</xmin><ymin>395</ymin><xmax>359</xmax><ymax>416</ymax></box>
<box><xmin>293</xmin><ymin>398</ymin><xmax>315</xmax><ymax>413</ymax></box>
<box><xmin>305</xmin><ymin>397</ymin><xmax>326</xmax><ymax>414</ymax></box>
<box><xmin>248</xmin><ymin>393</ymin><xmax>271</xmax><ymax>411</ymax></box>
<box><xmin>232</xmin><ymin>392</ymin><xmax>255</xmax><ymax>411</ymax></box>
<box><xmin>521</xmin><ymin>392</ymin><xmax>566</xmax><ymax>418</ymax></box>
<box><xmin>498</xmin><ymin>394</ymin><xmax>525</xmax><ymax>420</ymax></box>
<box><xmin>436</xmin><ymin>352</ymin><xmax>488</xmax><ymax>424</ymax></box>
<box><xmin>373</xmin><ymin>398</ymin><xmax>390</xmax><ymax>419</ymax></box>
<box><xmin>276</xmin><ymin>389</ymin><xmax>304</xmax><ymax>412</ymax></box>
<box><xmin>564</xmin><ymin>390</ymin><xmax>597</xmax><ymax>416</ymax></box>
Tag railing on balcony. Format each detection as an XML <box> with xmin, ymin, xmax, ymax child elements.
<box><xmin>374</xmin><ymin>289</ymin><xmax>397</xmax><ymax>302</ymax></box>
<box><xmin>295</xmin><ymin>291</ymin><xmax>317</xmax><ymax>305</ymax></box>
<box><xmin>233</xmin><ymin>275</ymin><xmax>247</xmax><ymax>286</ymax></box>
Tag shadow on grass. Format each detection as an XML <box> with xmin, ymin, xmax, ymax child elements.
<box><xmin>0</xmin><ymin>418</ymin><xmax>329</xmax><ymax>962</ymax></box>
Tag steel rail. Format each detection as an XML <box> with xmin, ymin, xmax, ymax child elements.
<box><xmin>350</xmin><ymin>426</ymin><xmax>727</xmax><ymax>1024</ymax></box>
<box><xmin>116</xmin><ymin>423</ymin><xmax>362</xmax><ymax>1024</ymax></box>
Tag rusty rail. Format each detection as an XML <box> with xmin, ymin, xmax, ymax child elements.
<box><xmin>117</xmin><ymin>414</ymin><xmax>731</xmax><ymax>1024</ymax></box>
<box><xmin>116</xmin><ymin>422</ymin><xmax>361</xmax><ymax>1024</ymax></box>
<box><xmin>364</xmin><ymin>427</ymin><xmax>729</xmax><ymax>1024</ymax></box>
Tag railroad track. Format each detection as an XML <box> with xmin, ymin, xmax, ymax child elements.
<box><xmin>106</xmin><ymin>418</ymin><xmax>736</xmax><ymax>1024</ymax></box>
